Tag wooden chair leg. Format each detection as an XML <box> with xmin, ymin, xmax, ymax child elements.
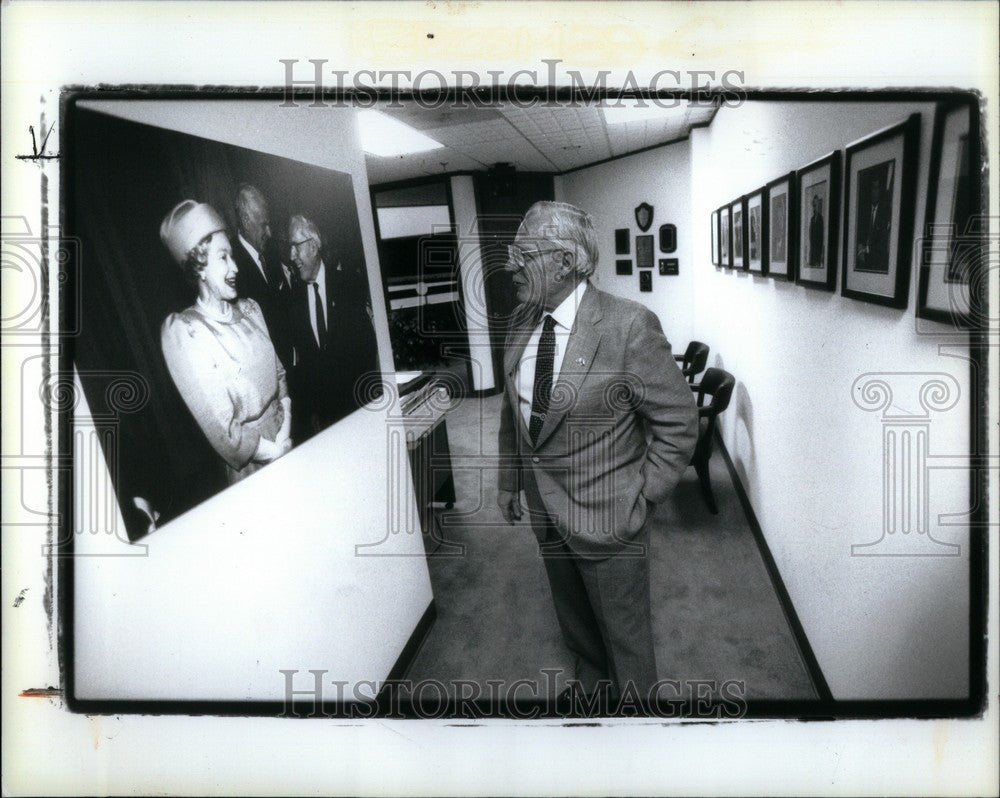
<box><xmin>694</xmin><ymin>457</ymin><xmax>718</xmax><ymax>514</ymax></box>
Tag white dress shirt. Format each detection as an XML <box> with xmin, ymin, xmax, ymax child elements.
<box><xmin>238</xmin><ymin>233</ymin><xmax>269</xmax><ymax>284</ymax></box>
<box><xmin>516</xmin><ymin>280</ymin><xmax>589</xmax><ymax>428</ymax></box>
<box><xmin>307</xmin><ymin>261</ymin><xmax>328</xmax><ymax>347</ymax></box>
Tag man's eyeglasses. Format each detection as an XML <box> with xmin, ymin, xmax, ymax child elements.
<box><xmin>506</xmin><ymin>244</ymin><xmax>565</xmax><ymax>268</ymax></box>
<box><xmin>290</xmin><ymin>237</ymin><xmax>315</xmax><ymax>253</ymax></box>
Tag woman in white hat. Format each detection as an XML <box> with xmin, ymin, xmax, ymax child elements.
<box><xmin>159</xmin><ymin>200</ymin><xmax>292</xmax><ymax>484</ymax></box>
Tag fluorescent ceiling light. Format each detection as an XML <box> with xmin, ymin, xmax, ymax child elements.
<box><xmin>358</xmin><ymin>110</ymin><xmax>444</xmax><ymax>157</ymax></box>
<box><xmin>600</xmin><ymin>100</ymin><xmax>684</xmax><ymax>125</ymax></box>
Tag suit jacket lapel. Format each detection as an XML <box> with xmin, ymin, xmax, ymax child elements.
<box><xmin>533</xmin><ymin>284</ymin><xmax>603</xmax><ymax>449</ymax></box>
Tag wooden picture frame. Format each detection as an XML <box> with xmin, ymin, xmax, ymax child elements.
<box><xmin>719</xmin><ymin>204</ymin><xmax>732</xmax><ymax>268</ymax></box>
<box><xmin>841</xmin><ymin>114</ymin><xmax>921</xmax><ymax>308</ymax></box>
<box><xmin>796</xmin><ymin>151</ymin><xmax>841</xmax><ymax>291</ymax></box>
<box><xmin>764</xmin><ymin>171</ymin><xmax>797</xmax><ymax>281</ymax></box>
<box><xmin>917</xmin><ymin>101</ymin><xmax>980</xmax><ymax>327</ymax></box>
<box><xmin>636</xmin><ymin>234</ymin><xmax>654</xmax><ymax>269</ymax></box>
<box><xmin>746</xmin><ymin>188</ymin><xmax>766</xmax><ymax>275</ymax></box>
<box><xmin>615</xmin><ymin>228</ymin><xmax>631</xmax><ymax>255</ymax></box>
<box><xmin>731</xmin><ymin>197</ymin><xmax>747</xmax><ymax>271</ymax></box>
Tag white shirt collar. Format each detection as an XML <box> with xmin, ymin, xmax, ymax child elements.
<box><xmin>546</xmin><ymin>280</ymin><xmax>589</xmax><ymax>332</ymax></box>
<box><xmin>238</xmin><ymin>233</ymin><xmax>262</xmax><ymax>266</ymax></box>
<box><xmin>310</xmin><ymin>261</ymin><xmax>327</xmax><ymax>294</ymax></box>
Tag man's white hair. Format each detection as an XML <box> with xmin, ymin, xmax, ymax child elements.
<box><xmin>521</xmin><ymin>200</ymin><xmax>599</xmax><ymax>279</ymax></box>
<box><xmin>288</xmin><ymin>213</ymin><xmax>322</xmax><ymax>245</ymax></box>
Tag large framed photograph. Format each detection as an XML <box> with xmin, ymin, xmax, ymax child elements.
<box><xmin>710</xmin><ymin>209</ymin><xmax>720</xmax><ymax>266</ymax></box>
<box><xmin>796</xmin><ymin>151</ymin><xmax>841</xmax><ymax>290</ymax></box>
<box><xmin>746</xmin><ymin>188</ymin><xmax>766</xmax><ymax>275</ymax></box>
<box><xmin>719</xmin><ymin>204</ymin><xmax>732</xmax><ymax>268</ymax></box>
<box><xmin>764</xmin><ymin>172</ymin><xmax>796</xmax><ymax>280</ymax></box>
<box><xmin>731</xmin><ymin>198</ymin><xmax>746</xmax><ymax>270</ymax></box>
<box><xmin>918</xmin><ymin>101</ymin><xmax>981</xmax><ymax>326</ymax></box>
<box><xmin>67</xmin><ymin>105</ymin><xmax>382</xmax><ymax>543</ymax></box>
<box><xmin>841</xmin><ymin>114</ymin><xmax>921</xmax><ymax>308</ymax></box>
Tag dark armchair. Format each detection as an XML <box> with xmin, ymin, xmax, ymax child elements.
<box><xmin>674</xmin><ymin>341</ymin><xmax>710</xmax><ymax>384</ymax></box>
<box><xmin>690</xmin><ymin>367</ymin><xmax>735</xmax><ymax>514</ymax></box>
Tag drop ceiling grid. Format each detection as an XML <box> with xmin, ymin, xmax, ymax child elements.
<box><xmin>365</xmin><ymin>102</ymin><xmax>718</xmax><ymax>183</ymax></box>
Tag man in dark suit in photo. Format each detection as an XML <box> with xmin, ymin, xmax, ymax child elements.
<box><xmin>855</xmin><ymin>165</ymin><xmax>893</xmax><ymax>273</ymax></box>
<box><xmin>807</xmin><ymin>191</ymin><xmax>825</xmax><ymax>268</ymax></box>
<box><xmin>233</xmin><ymin>184</ymin><xmax>293</xmax><ymax>369</ymax></box>
<box><xmin>286</xmin><ymin>213</ymin><xmax>378</xmax><ymax>442</ymax></box>
<box><xmin>497</xmin><ymin>201</ymin><xmax>699</xmax><ymax>709</ymax></box>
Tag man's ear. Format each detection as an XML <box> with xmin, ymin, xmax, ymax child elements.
<box><xmin>557</xmin><ymin>248</ymin><xmax>577</xmax><ymax>277</ymax></box>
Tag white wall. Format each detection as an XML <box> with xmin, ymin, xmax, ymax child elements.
<box><xmin>72</xmin><ymin>101</ymin><xmax>433</xmax><ymax>701</ymax></box>
<box><xmin>376</xmin><ymin>205</ymin><xmax>451</xmax><ymax>239</ymax></box>
<box><xmin>555</xmin><ymin>141</ymin><xmax>693</xmax><ymax>349</ymax></box>
<box><xmin>555</xmin><ymin>102</ymin><xmax>971</xmax><ymax>700</ymax></box>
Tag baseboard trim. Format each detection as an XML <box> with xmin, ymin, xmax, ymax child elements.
<box><xmin>714</xmin><ymin>431</ymin><xmax>835</xmax><ymax>703</ymax></box>
<box><xmin>380</xmin><ymin>599</ymin><xmax>437</xmax><ymax>687</ymax></box>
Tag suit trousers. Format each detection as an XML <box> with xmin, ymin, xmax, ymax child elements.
<box><xmin>524</xmin><ymin>472</ymin><xmax>659</xmax><ymax>700</ymax></box>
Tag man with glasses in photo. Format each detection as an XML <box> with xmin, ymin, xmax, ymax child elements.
<box><xmin>498</xmin><ymin>201</ymin><xmax>698</xmax><ymax>712</ymax></box>
<box><xmin>287</xmin><ymin>214</ymin><xmax>378</xmax><ymax>441</ymax></box>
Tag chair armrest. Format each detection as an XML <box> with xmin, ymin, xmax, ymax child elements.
<box><xmin>698</xmin><ymin>406</ymin><xmax>717</xmax><ymax>418</ymax></box>
<box><xmin>689</xmin><ymin>382</ymin><xmax>701</xmax><ymax>392</ymax></box>
<box><xmin>673</xmin><ymin>355</ymin><xmax>685</xmax><ymax>362</ymax></box>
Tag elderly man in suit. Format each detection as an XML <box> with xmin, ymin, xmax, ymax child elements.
<box><xmin>233</xmin><ymin>184</ymin><xmax>293</xmax><ymax>369</ymax></box>
<box><xmin>287</xmin><ymin>213</ymin><xmax>378</xmax><ymax>442</ymax></box>
<box><xmin>498</xmin><ymin>201</ymin><xmax>698</xmax><ymax>706</ymax></box>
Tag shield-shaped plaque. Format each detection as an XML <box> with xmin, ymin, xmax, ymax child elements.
<box><xmin>635</xmin><ymin>202</ymin><xmax>654</xmax><ymax>232</ymax></box>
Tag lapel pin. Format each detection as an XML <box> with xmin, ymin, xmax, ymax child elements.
<box><xmin>575</xmin><ymin>357</ymin><xmax>586</xmax><ymax>366</ymax></box>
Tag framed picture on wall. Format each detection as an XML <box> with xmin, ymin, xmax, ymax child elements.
<box><xmin>746</xmin><ymin>189</ymin><xmax>766</xmax><ymax>275</ymax></box>
<box><xmin>616</xmin><ymin>259</ymin><xmax>633</xmax><ymax>275</ymax></box>
<box><xmin>764</xmin><ymin>172</ymin><xmax>796</xmax><ymax>281</ymax></box>
<box><xmin>711</xmin><ymin>210</ymin><xmax>720</xmax><ymax>266</ymax></box>
<box><xmin>918</xmin><ymin>101</ymin><xmax>980</xmax><ymax>327</ymax></box>
<box><xmin>796</xmin><ymin>151</ymin><xmax>841</xmax><ymax>291</ymax></box>
<box><xmin>731</xmin><ymin>198</ymin><xmax>747</xmax><ymax>270</ymax></box>
<box><xmin>636</xmin><ymin>234</ymin><xmax>655</xmax><ymax>269</ymax></box>
<box><xmin>615</xmin><ymin>228</ymin><xmax>631</xmax><ymax>255</ymax></box>
<box><xmin>719</xmin><ymin>204</ymin><xmax>732</xmax><ymax>268</ymax></box>
<box><xmin>638</xmin><ymin>270</ymin><xmax>653</xmax><ymax>292</ymax></box>
<box><xmin>841</xmin><ymin>114</ymin><xmax>921</xmax><ymax>308</ymax></box>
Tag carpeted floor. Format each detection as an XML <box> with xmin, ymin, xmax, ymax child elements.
<box><xmin>406</xmin><ymin>393</ymin><xmax>818</xmax><ymax>701</ymax></box>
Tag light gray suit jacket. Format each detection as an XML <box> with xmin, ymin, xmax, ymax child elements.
<box><xmin>498</xmin><ymin>282</ymin><xmax>698</xmax><ymax>558</ymax></box>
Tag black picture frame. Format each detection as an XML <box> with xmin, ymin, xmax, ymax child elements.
<box><xmin>764</xmin><ymin>171</ymin><xmax>797</xmax><ymax>281</ymax></box>
<box><xmin>796</xmin><ymin>150</ymin><xmax>841</xmax><ymax>291</ymax></box>
<box><xmin>711</xmin><ymin>209</ymin><xmax>720</xmax><ymax>266</ymax></box>
<box><xmin>659</xmin><ymin>223</ymin><xmax>677</xmax><ymax>253</ymax></box>
<box><xmin>615</xmin><ymin>228</ymin><xmax>631</xmax><ymax>255</ymax></box>
<box><xmin>636</xmin><ymin>234</ymin><xmax>654</xmax><ymax>269</ymax></box>
<box><xmin>638</xmin><ymin>269</ymin><xmax>653</xmax><ymax>292</ymax></box>
<box><xmin>659</xmin><ymin>258</ymin><xmax>679</xmax><ymax>275</ymax></box>
<box><xmin>616</xmin><ymin>259</ymin><xmax>633</xmax><ymax>276</ymax></box>
<box><xmin>917</xmin><ymin>100</ymin><xmax>980</xmax><ymax>327</ymax></box>
<box><xmin>746</xmin><ymin>188</ymin><xmax>766</xmax><ymax>275</ymax></box>
<box><xmin>719</xmin><ymin>204</ymin><xmax>732</xmax><ymax>268</ymax></box>
<box><xmin>731</xmin><ymin>197</ymin><xmax>747</xmax><ymax>271</ymax></box>
<box><xmin>841</xmin><ymin>114</ymin><xmax>921</xmax><ymax>309</ymax></box>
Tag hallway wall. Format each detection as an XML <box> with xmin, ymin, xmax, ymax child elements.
<box><xmin>555</xmin><ymin>100</ymin><xmax>972</xmax><ymax>700</ymax></box>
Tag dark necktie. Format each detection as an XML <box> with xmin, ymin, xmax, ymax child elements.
<box><xmin>310</xmin><ymin>281</ymin><xmax>326</xmax><ymax>346</ymax></box>
<box><xmin>529</xmin><ymin>314</ymin><xmax>557</xmax><ymax>445</ymax></box>
<box><xmin>260</xmin><ymin>252</ymin><xmax>280</xmax><ymax>289</ymax></box>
